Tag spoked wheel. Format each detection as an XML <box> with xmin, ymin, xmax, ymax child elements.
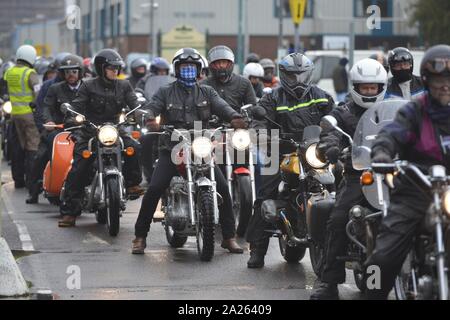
<box><xmin>279</xmin><ymin>234</ymin><xmax>306</xmax><ymax>263</ymax></box>
<box><xmin>394</xmin><ymin>251</ymin><xmax>424</xmax><ymax>300</ymax></box>
<box><xmin>196</xmin><ymin>188</ymin><xmax>215</xmax><ymax>261</ymax></box>
<box><xmin>309</xmin><ymin>242</ymin><xmax>326</xmax><ymax>277</ymax></box>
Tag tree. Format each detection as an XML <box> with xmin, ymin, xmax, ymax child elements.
<box><xmin>410</xmin><ymin>0</ymin><xmax>450</xmax><ymax>46</ymax></box>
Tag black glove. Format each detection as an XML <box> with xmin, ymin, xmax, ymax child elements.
<box><xmin>316</xmin><ymin>135</ymin><xmax>340</xmax><ymax>163</ymax></box>
<box><xmin>230</xmin><ymin>117</ymin><xmax>248</xmax><ymax>129</ymax></box>
<box><xmin>146</xmin><ymin>119</ymin><xmax>160</xmax><ymax>132</ymax></box>
<box><xmin>371</xmin><ymin>149</ymin><xmax>394</xmax><ymax>173</ymax></box>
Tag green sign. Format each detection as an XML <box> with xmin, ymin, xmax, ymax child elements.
<box><xmin>24</xmin><ymin>39</ymin><xmax>33</xmax><ymax>45</ymax></box>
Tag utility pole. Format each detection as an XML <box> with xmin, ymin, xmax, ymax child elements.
<box><xmin>237</xmin><ymin>0</ymin><xmax>244</xmax><ymax>72</ymax></box>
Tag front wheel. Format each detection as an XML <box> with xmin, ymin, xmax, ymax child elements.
<box><xmin>105</xmin><ymin>176</ymin><xmax>121</xmax><ymax>237</ymax></box>
<box><xmin>309</xmin><ymin>242</ymin><xmax>326</xmax><ymax>277</ymax></box>
<box><xmin>196</xmin><ymin>188</ymin><xmax>215</xmax><ymax>261</ymax></box>
<box><xmin>279</xmin><ymin>234</ymin><xmax>306</xmax><ymax>263</ymax></box>
<box><xmin>234</xmin><ymin>175</ymin><xmax>253</xmax><ymax>237</ymax></box>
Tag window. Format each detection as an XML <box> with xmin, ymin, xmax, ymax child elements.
<box><xmin>274</xmin><ymin>0</ymin><xmax>314</xmax><ymax>19</ymax></box>
<box><xmin>354</xmin><ymin>0</ymin><xmax>389</xmax><ymax>18</ymax></box>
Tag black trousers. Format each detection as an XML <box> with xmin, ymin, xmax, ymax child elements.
<box><xmin>139</xmin><ymin>134</ymin><xmax>158</xmax><ymax>182</ymax></box>
<box><xmin>245</xmin><ymin>170</ymin><xmax>282</xmax><ymax>254</ymax></box>
<box><xmin>28</xmin><ymin>130</ymin><xmax>61</xmax><ymax>197</ymax></box>
<box><xmin>60</xmin><ymin>135</ymin><xmax>142</xmax><ymax>216</ymax></box>
<box><xmin>9</xmin><ymin>122</ymin><xmax>26</xmax><ymax>184</ymax></box>
<box><xmin>365</xmin><ymin>182</ymin><xmax>429</xmax><ymax>299</ymax></box>
<box><xmin>134</xmin><ymin>150</ymin><xmax>236</xmax><ymax>240</ymax></box>
<box><xmin>321</xmin><ymin>174</ymin><xmax>369</xmax><ymax>284</ymax></box>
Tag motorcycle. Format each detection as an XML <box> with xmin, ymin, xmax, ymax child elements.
<box><xmin>320</xmin><ymin>99</ymin><xmax>406</xmax><ymax>291</ymax></box>
<box><xmin>0</xmin><ymin>98</ymin><xmax>12</xmax><ymax>162</ymax></box>
<box><xmin>371</xmin><ymin>161</ymin><xmax>450</xmax><ymax>300</ymax></box>
<box><xmin>258</xmin><ymin>120</ymin><xmax>336</xmax><ymax>269</ymax></box>
<box><xmin>149</xmin><ymin>124</ymin><xmax>229</xmax><ymax>261</ymax></box>
<box><xmin>54</xmin><ymin>103</ymin><xmax>144</xmax><ymax>236</ymax></box>
<box><xmin>219</xmin><ymin>104</ymin><xmax>256</xmax><ymax>237</ymax></box>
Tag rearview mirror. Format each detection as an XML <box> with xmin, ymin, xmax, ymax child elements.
<box><xmin>320</xmin><ymin>115</ymin><xmax>338</xmax><ymax>131</ymax></box>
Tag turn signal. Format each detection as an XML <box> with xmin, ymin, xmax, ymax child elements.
<box><xmin>125</xmin><ymin>147</ymin><xmax>135</xmax><ymax>156</ymax></box>
<box><xmin>360</xmin><ymin>171</ymin><xmax>374</xmax><ymax>186</ymax></box>
<box><xmin>82</xmin><ymin>150</ymin><xmax>92</xmax><ymax>159</ymax></box>
<box><xmin>131</xmin><ymin>131</ymin><xmax>141</xmax><ymax>139</ymax></box>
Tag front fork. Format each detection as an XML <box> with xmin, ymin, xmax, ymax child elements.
<box><xmin>433</xmin><ymin>192</ymin><xmax>449</xmax><ymax>300</ymax></box>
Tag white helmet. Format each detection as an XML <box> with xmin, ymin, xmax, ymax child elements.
<box><xmin>349</xmin><ymin>58</ymin><xmax>388</xmax><ymax>109</ymax></box>
<box><xmin>243</xmin><ymin>62</ymin><xmax>264</xmax><ymax>79</ymax></box>
<box><xmin>16</xmin><ymin>45</ymin><xmax>37</xmax><ymax>66</ymax></box>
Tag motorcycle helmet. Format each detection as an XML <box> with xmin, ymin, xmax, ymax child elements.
<box><xmin>278</xmin><ymin>53</ymin><xmax>314</xmax><ymax>100</ymax></box>
<box><xmin>208</xmin><ymin>45</ymin><xmax>235</xmax><ymax>81</ymax></box>
<box><xmin>388</xmin><ymin>47</ymin><xmax>414</xmax><ymax>83</ymax></box>
<box><xmin>58</xmin><ymin>54</ymin><xmax>83</xmax><ymax>81</ymax></box>
<box><xmin>150</xmin><ymin>57</ymin><xmax>170</xmax><ymax>75</ymax></box>
<box><xmin>246</xmin><ymin>53</ymin><xmax>260</xmax><ymax>64</ymax></box>
<box><xmin>16</xmin><ymin>45</ymin><xmax>37</xmax><ymax>67</ymax></box>
<box><xmin>243</xmin><ymin>62</ymin><xmax>264</xmax><ymax>79</ymax></box>
<box><xmin>420</xmin><ymin>44</ymin><xmax>450</xmax><ymax>89</ymax></box>
<box><xmin>94</xmin><ymin>49</ymin><xmax>125</xmax><ymax>80</ymax></box>
<box><xmin>349</xmin><ymin>58</ymin><xmax>388</xmax><ymax>109</ymax></box>
<box><xmin>130</xmin><ymin>57</ymin><xmax>148</xmax><ymax>79</ymax></box>
<box><xmin>172</xmin><ymin>48</ymin><xmax>203</xmax><ymax>78</ymax></box>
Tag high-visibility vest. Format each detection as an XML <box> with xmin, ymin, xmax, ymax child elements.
<box><xmin>4</xmin><ymin>65</ymin><xmax>35</xmax><ymax>115</ymax></box>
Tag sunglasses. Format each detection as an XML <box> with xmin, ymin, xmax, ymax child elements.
<box><xmin>425</xmin><ymin>58</ymin><xmax>450</xmax><ymax>74</ymax></box>
<box><xmin>64</xmin><ymin>69</ymin><xmax>79</xmax><ymax>75</ymax></box>
<box><xmin>105</xmin><ymin>65</ymin><xmax>121</xmax><ymax>71</ymax></box>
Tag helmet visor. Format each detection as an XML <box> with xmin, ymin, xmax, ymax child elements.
<box><xmin>281</xmin><ymin>71</ymin><xmax>312</xmax><ymax>87</ymax></box>
<box><xmin>424</xmin><ymin>58</ymin><xmax>450</xmax><ymax>75</ymax></box>
<box><xmin>391</xmin><ymin>51</ymin><xmax>413</xmax><ymax>63</ymax></box>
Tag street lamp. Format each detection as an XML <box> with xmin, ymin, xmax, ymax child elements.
<box><xmin>140</xmin><ymin>1</ymin><xmax>159</xmax><ymax>58</ymax></box>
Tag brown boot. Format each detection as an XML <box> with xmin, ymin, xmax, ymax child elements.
<box><xmin>221</xmin><ymin>237</ymin><xmax>244</xmax><ymax>254</ymax></box>
<box><xmin>132</xmin><ymin>237</ymin><xmax>146</xmax><ymax>254</ymax></box>
<box><xmin>127</xmin><ymin>185</ymin><xmax>145</xmax><ymax>200</ymax></box>
<box><xmin>58</xmin><ymin>215</ymin><xmax>76</xmax><ymax>228</ymax></box>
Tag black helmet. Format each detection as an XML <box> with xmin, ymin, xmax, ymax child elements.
<box><xmin>172</xmin><ymin>48</ymin><xmax>203</xmax><ymax>78</ymax></box>
<box><xmin>208</xmin><ymin>45</ymin><xmax>235</xmax><ymax>80</ymax></box>
<box><xmin>420</xmin><ymin>44</ymin><xmax>450</xmax><ymax>89</ymax></box>
<box><xmin>58</xmin><ymin>54</ymin><xmax>83</xmax><ymax>71</ymax></box>
<box><xmin>278</xmin><ymin>53</ymin><xmax>315</xmax><ymax>100</ymax></box>
<box><xmin>34</xmin><ymin>58</ymin><xmax>52</xmax><ymax>75</ymax></box>
<box><xmin>246</xmin><ymin>53</ymin><xmax>260</xmax><ymax>64</ymax></box>
<box><xmin>94</xmin><ymin>49</ymin><xmax>125</xmax><ymax>79</ymax></box>
<box><xmin>130</xmin><ymin>58</ymin><xmax>148</xmax><ymax>78</ymax></box>
<box><xmin>388</xmin><ymin>47</ymin><xmax>413</xmax><ymax>82</ymax></box>
<box><xmin>150</xmin><ymin>57</ymin><xmax>170</xmax><ymax>75</ymax></box>
<box><xmin>54</xmin><ymin>52</ymin><xmax>72</xmax><ymax>69</ymax></box>
<box><xmin>369</xmin><ymin>52</ymin><xmax>389</xmax><ymax>73</ymax></box>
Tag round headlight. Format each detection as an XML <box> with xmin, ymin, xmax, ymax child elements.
<box><xmin>98</xmin><ymin>125</ymin><xmax>119</xmax><ymax>146</ymax></box>
<box><xmin>192</xmin><ymin>136</ymin><xmax>213</xmax><ymax>158</ymax></box>
<box><xmin>75</xmin><ymin>114</ymin><xmax>85</xmax><ymax>123</ymax></box>
<box><xmin>3</xmin><ymin>101</ymin><xmax>12</xmax><ymax>114</ymax></box>
<box><xmin>305</xmin><ymin>143</ymin><xmax>327</xmax><ymax>169</ymax></box>
<box><xmin>231</xmin><ymin>129</ymin><xmax>251</xmax><ymax>151</ymax></box>
<box><xmin>442</xmin><ymin>189</ymin><xmax>450</xmax><ymax>217</ymax></box>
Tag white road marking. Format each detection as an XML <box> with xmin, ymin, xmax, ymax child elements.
<box><xmin>2</xmin><ymin>182</ymin><xmax>36</xmax><ymax>252</ymax></box>
<box><xmin>82</xmin><ymin>232</ymin><xmax>110</xmax><ymax>245</ymax></box>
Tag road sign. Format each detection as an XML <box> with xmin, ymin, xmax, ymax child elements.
<box><xmin>289</xmin><ymin>0</ymin><xmax>307</xmax><ymax>25</ymax></box>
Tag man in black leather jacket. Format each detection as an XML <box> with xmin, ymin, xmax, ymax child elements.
<box><xmin>131</xmin><ymin>48</ymin><xmax>247</xmax><ymax>255</ymax></box>
<box><xmin>58</xmin><ymin>49</ymin><xmax>143</xmax><ymax>227</ymax></box>
<box><xmin>245</xmin><ymin>53</ymin><xmax>335</xmax><ymax>269</ymax></box>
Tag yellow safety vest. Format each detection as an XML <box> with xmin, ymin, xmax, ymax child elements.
<box><xmin>4</xmin><ymin>65</ymin><xmax>35</xmax><ymax>115</ymax></box>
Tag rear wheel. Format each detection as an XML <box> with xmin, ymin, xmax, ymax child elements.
<box><xmin>105</xmin><ymin>176</ymin><xmax>121</xmax><ymax>236</ymax></box>
<box><xmin>234</xmin><ymin>175</ymin><xmax>253</xmax><ymax>237</ymax></box>
<box><xmin>196</xmin><ymin>188</ymin><xmax>215</xmax><ymax>261</ymax></box>
<box><xmin>310</xmin><ymin>242</ymin><xmax>326</xmax><ymax>277</ymax></box>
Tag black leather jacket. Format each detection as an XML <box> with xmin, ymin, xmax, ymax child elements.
<box><xmin>42</xmin><ymin>81</ymin><xmax>82</xmax><ymax>124</ymax></box>
<box><xmin>144</xmin><ymin>80</ymin><xmax>241</xmax><ymax>151</ymax></box>
<box><xmin>70</xmin><ymin>77</ymin><xmax>139</xmax><ymax>126</ymax></box>
<box><xmin>200</xmin><ymin>73</ymin><xmax>257</xmax><ymax>112</ymax></box>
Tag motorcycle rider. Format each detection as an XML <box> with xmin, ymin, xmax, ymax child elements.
<box><xmin>200</xmin><ymin>45</ymin><xmax>257</xmax><ymax>111</ymax></box>
<box><xmin>245</xmin><ymin>52</ymin><xmax>335</xmax><ymax>268</ymax></box>
<box><xmin>243</xmin><ymin>62</ymin><xmax>265</xmax><ymax>99</ymax></box>
<box><xmin>131</xmin><ymin>47</ymin><xmax>247</xmax><ymax>254</ymax></box>
<box><xmin>58</xmin><ymin>49</ymin><xmax>144</xmax><ymax>227</ymax></box>
<box><xmin>365</xmin><ymin>44</ymin><xmax>450</xmax><ymax>299</ymax></box>
<box><xmin>385</xmin><ymin>47</ymin><xmax>425</xmax><ymax>100</ymax></box>
<box><xmin>4</xmin><ymin>45</ymin><xmax>41</xmax><ymax>190</ymax></box>
<box><xmin>128</xmin><ymin>58</ymin><xmax>148</xmax><ymax>89</ymax></box>
<box><xmin>259</xmin><ymin>58</ymin><xmax>279</xmax><ymax>89</ymax></box>
<box><xmin>26</xmin><ymin>54</ymin><xmax>84</xmax><ymax>204</ymax></box>
<box><xmin>246</xmin><ymin>53</ymin><xmax>261</xmax><ymax>64</ymax></box>
<box><xmin>136</xmin><ymin>57</ymin><xmax>171</xmax><ymax>92</ymax></box>
<box><xmin>309</xmin><ymin>58</ymin><xmax>388</xmax><ymax>300</ymax></box>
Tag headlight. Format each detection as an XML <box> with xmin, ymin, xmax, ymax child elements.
<box><xmin>231</xmin><ymin>129</ymin><xmax>251</xmax><ymax>151</ymax></box>
<box><xmin>75</xmin><ymin>114</ymin><xmax>85</xmax><ymax>123</ymax></box>
<box><xmin>2</xmin><ymin>101</ymin><xmax>12</xmax><ymax>114</ymax></box>
<box><xmin>305</xmin><ymin>143</ymin><xmax>327</xmax><ymax>169</ymax></box>
<box><xmin>156</xmin><ymin>116</ymin><xmax>161</xmax><ymax>124</ymax></box>
<box><xmin>442</xmin><ymin>189</ymin><xmax>450</xmax><ymax>217</ymax></box>
<box><xmin>192</xmin><ymin>136</ymin><xmax>213</xmax><ymax>158</ymax></box>
<box><xmin>119</xmin><ymin>113</ymin><xmax>126</xmax><ymax>123</ymax></box>
<box><xmin>98</xmin><ymin>125</ymin><xmax>119</xmax><ymax>146</ymax></box>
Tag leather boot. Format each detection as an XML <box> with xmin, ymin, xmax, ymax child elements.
<box><xmin>310</xmin><ymin>281</ymin><xmax>339</xmax><ymax>300</ymax></box>
<box><xmin>58</xmin><ymin>215</ymin><xmax>76</xmax><ymax>228</ymax></box>
<box><xmin>221</xmin><ymin>237</ymin><xmax>244</xmax><ymax>254</ymax></box>
<box><xmin>247</xmin><ymin>249</ymin><xmax>265</xmax><ymax>268</ymax></box>
<box><xmin>132</xmin><ymin>237</ymin><xmax>147</xmax><ymax>254</ymax></box>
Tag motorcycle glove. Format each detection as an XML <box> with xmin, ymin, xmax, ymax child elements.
<box><xmin>230</xmin><ymin>117</ymin><xmax>248</xmax><ymax>130</ymax></box>
<box><xmin>146</xmin><ymin>119</ymin><xmax>161</xmax><ymax>132</ymax></box>
<box><xmin>371</xmin><ymin>148</ymin><xmax>394</xmax><ymax>173</ymax></box>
